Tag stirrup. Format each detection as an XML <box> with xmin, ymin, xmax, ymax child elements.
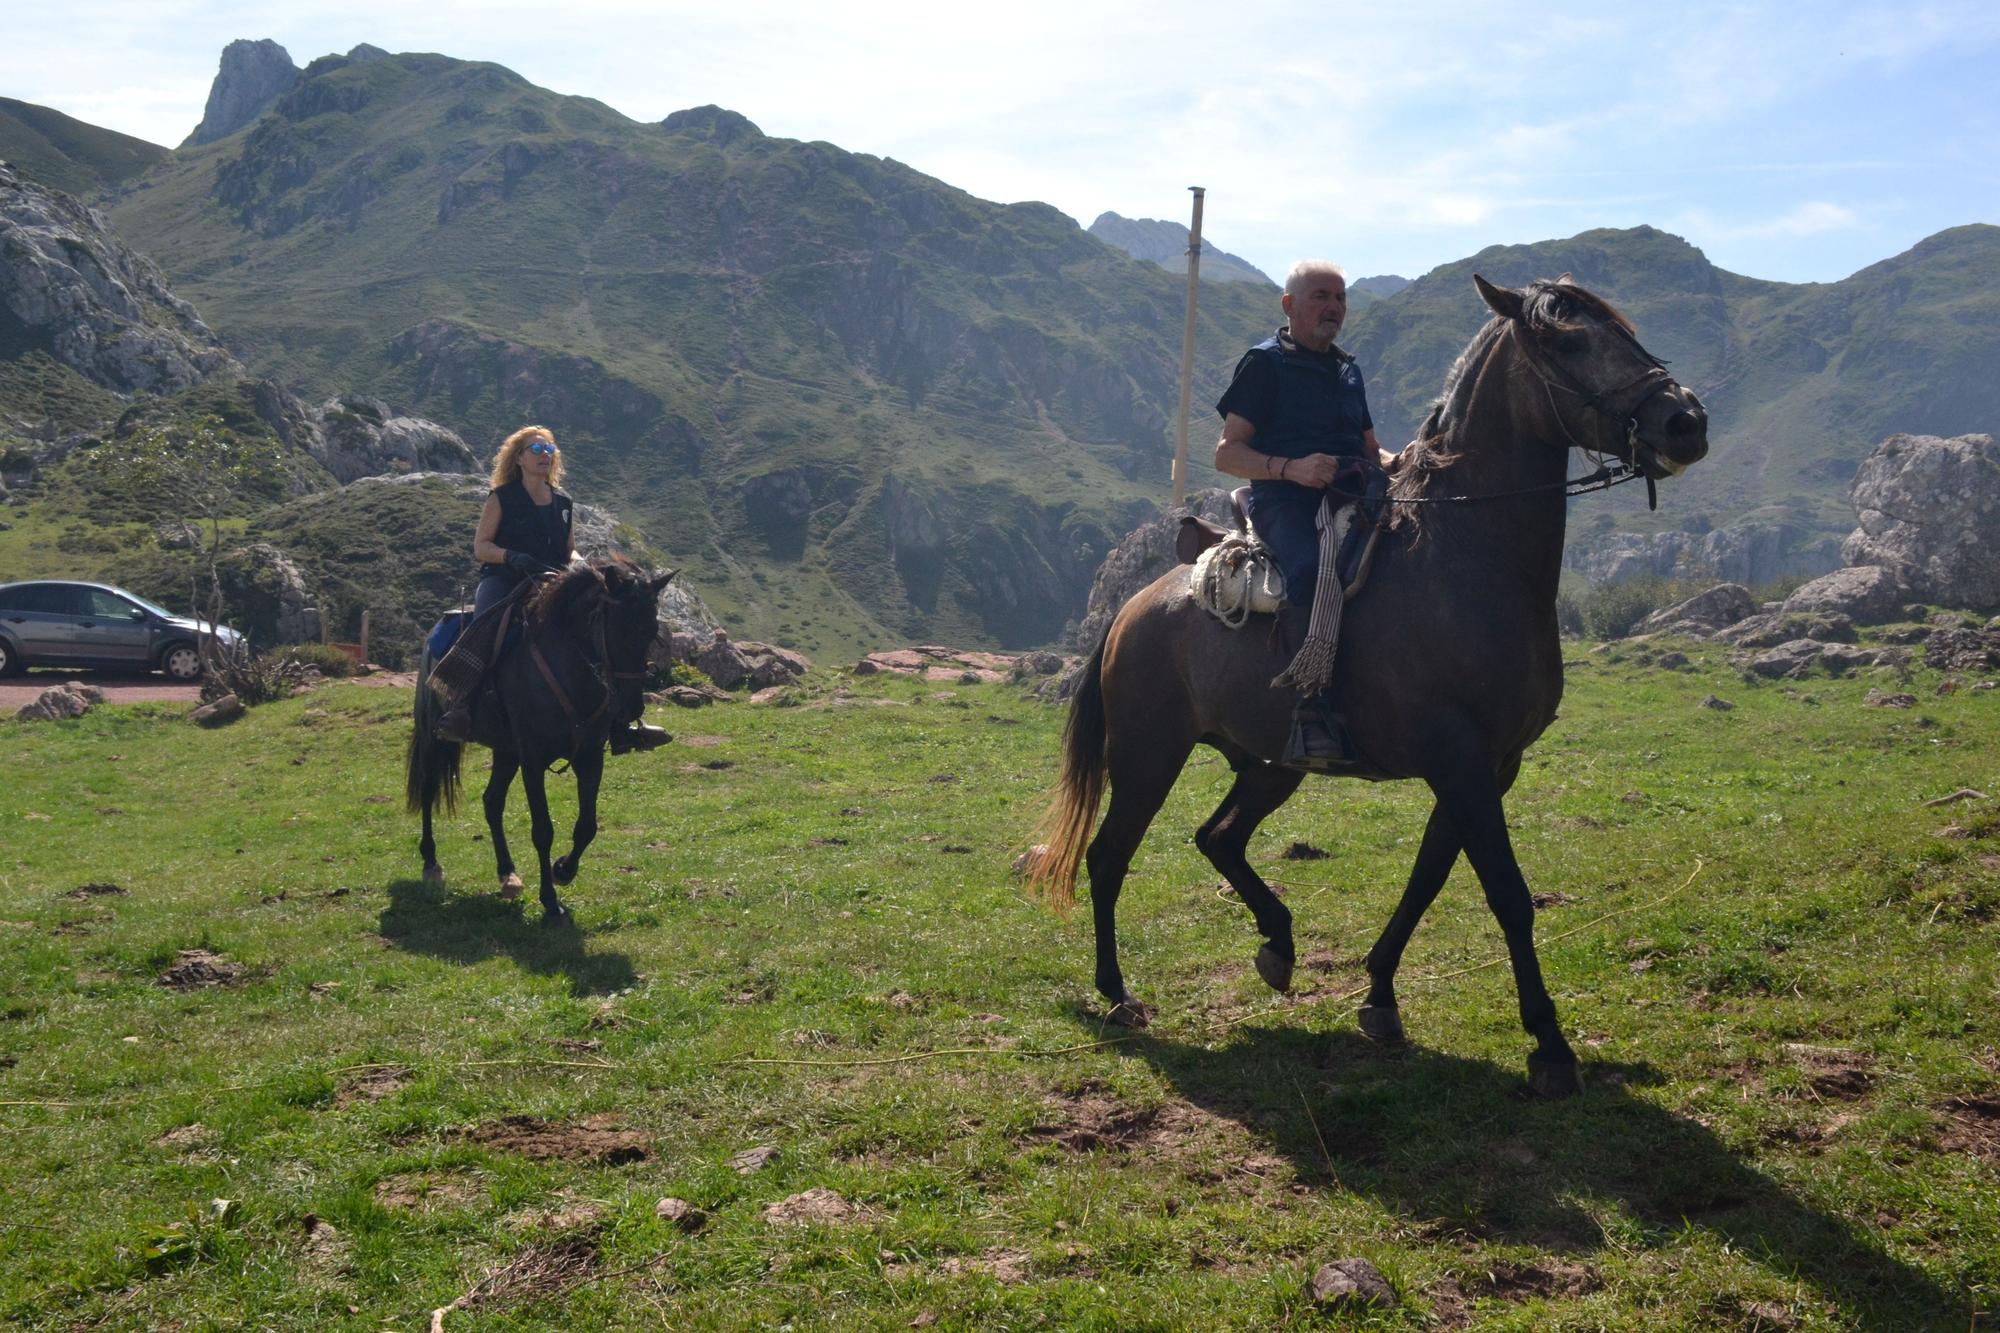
<box><xmin>609</xmin><ymin>722</ymin><xmax>672</xmax><ymax>755</ymax></box>
<box><xmin>1279</xmin><ymin>704</ymin><xmax>1358</xmax><ymax>773</ymax></box>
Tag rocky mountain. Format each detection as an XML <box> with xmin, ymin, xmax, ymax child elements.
<box><xmin>1340</xmin><ymin>223</ymin><xmax>2000</xmax><ymax>584</ymax></box>
<box><xmin>1086</xmin><ymin>212</ymin><xmax>1274</xmax><ymax>286</ymax></box>
<box><xmin>0</xmin><ymin>162</ymin><xmax>238</xmax><ymax>394</ymax></box>
<box><xmin>0</xmin><ymin>98</ymin><xmax>167</xmax><ymax>196</ymax></box>
<box><xmin>104</xmin><ymin>45</ymin><xmax>1282</xmax><ymax>657</ymax></box>
<box><xmin>1351</xmin><ymin>274</ymin><xmax>1409</xmax><ymax>301</ymax></box>
<box><xmin>183</xmin><ymin>39</ymin><xmax>301</xmax><ymax>147</ymax></box>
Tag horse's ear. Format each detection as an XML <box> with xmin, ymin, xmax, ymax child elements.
<box><xmin>1473</xmin><ymin>274</ymin><xmax>1524</xmax><ymax>322</ymax></box>
<box><xmin>648</xmin><ymin>570</ymin><xmax>677</xmax><ymax>594</ymax></box>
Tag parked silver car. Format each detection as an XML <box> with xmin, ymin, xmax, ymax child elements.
<box><xmin>0</xmin><ymin>580</ymin><xmax>243</xmax><ymax>680</ymax></box>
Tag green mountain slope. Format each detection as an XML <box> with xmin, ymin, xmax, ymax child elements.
<box><xmin>1343</xmin><ymin>224</ymin><xmax>2000</xmax><ymax>538</ymax></box>
<box><xmin>0</xmin><ymin>98</ymin><xmax>167</xmax><ymax>195</ymax></box>
<box><xmin>105</xmin><ymin>51</ymin><xmax>1278</xmax><ymax>655</ymax></box>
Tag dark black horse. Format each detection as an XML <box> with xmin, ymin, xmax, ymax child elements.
<box><xmin>405</xmin><ymin>559</ymin><xmax>674</xmax><ymax>924</ymax></box>
<box><xmin>1032</xmin><ymin>275</ymin><xmax>1710</xmax><ymax>1097</ymax></box>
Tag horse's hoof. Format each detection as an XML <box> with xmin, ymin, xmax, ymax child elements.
<box><xmin>497</xmin><ymin>872</ymin><xmax>524</xmax><ymax>899</ymax></box>
<box><xmin>541</xmin><ymin>905</ymin><xmax>574</xmax><ymax>929</ymax></box>
<box><xmin>422</xmin><ymin>863</ymin><xmax>445</xmax><ymax>887</ymax></box>
<box><xmin>1357</xmin><ymin>1004</ymin><xmax>1405</xmax><ymax>1044</ymax></box>
<box><xmin>552</xmin><ymin>856</ymin><xmax>577</xmax><ymax>887</ymax></box>
<box><xmin>1254</xmin><ymin>944</ymin><xmax>1294</xmax><ymax>994</ymax></box>
<box><xmin>1106</xmin><ymin>999</ymin><xmax>1153</xmax><ymax>1030</ymax></box>
<box><xmin>1527</xmin><ymin>1054</ymin><xmax>1584</xmax><ymax>1100</ymax></box>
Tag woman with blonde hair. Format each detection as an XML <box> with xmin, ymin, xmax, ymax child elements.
<box><xmin>434</xmin><ymin>426</ymin><xmax>667</xmax><ymax>753</ymax></box>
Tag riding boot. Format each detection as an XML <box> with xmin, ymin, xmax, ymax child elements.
<box><xmin>435</xmin><ymin>704</ymin><xmax>475</xmax><ymax>744</ymax></box>
<box><xmin>1273</xmin><ymin>604</ymin><xmax>1357</xmax><ymax>772</ymax></box>
<box><xmin>608</xmin><ymin>721</ymin><xmax>672</xmax><ymax>755</ymax></box>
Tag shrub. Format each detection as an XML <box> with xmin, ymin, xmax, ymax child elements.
<box><xmin>661</xmin><ymin>661</ymin><xmax>714</xmax><ymax>690</ymax></box>
<box><xmin>282</xmin><ymin>642</ymin><xmax>357</xmax><ymax>678</ymax></box>
<box><xmin>1576</xmin><ymin>576</ymin><xmax>1675</xmax><ymax>641</ymax></box>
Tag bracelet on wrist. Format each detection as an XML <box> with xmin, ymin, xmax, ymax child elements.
<box><xmin>1277</xmin><ymin>457</ymin><xmax>1289</xmax><ymax>480</ymax></box>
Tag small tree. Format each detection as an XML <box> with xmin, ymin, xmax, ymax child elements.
<box><xmin>98</xmin><ymin>416</ymin><xmax>299</xmax><ymax>700</ymax></box>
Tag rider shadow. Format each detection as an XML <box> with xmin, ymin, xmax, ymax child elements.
<box><xmin>379</xmin><ymin>878</ymin><xmax>638</xmax><ymax>997</ymax></box>
<box><xmin>1113</xmin><ymin>1024</ymin><xmax>1967</xmax><ymax>1325</ymax></box>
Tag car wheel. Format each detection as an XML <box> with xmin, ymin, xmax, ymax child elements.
<box><xmin>0</xmin><ymin>637</ymin><xmax>19</xmax><ymax>676</ymax></box>
<box><xmin>160</xmin><ymin>643</ymin><xmax>202</xmax><ymax>681</ymax></box>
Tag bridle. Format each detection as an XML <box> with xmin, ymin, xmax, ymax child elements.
<box><xmin>1332</xmin><ymin>316</ymin><xmax>1687</xmax><ymax>511</ymax></box>
<box><xmin>528</xmin><ymin>582</ymin><xmax>652</xmax><ymax>770</ymax></box>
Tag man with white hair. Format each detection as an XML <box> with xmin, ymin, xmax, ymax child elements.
<box><xmin>1213</xmin><ymin>260</ymin><xmax>1394</xmax><ymax>770</ymax></box>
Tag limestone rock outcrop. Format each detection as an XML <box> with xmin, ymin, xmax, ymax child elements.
<box><xmin>1842</xmin><ymin>433</ymin><xmax>2000</xmax><ymax>612</ymax></box>
<box><xmin>1070</xmin><ymin>488</ymin><xmax>1235</xmax><ymax>652</ymax></box>
<box><xmin>308</xmin><ymin>394</ymin><xmax>477</xmax><ymax>482</ymax></box>
<box><xmin>1564</xmin><ymin>520</ymin><xmax>1842</xmax><ymax>589</ymax></box>
<box><xmin>184</xmin><ymin>39</ymin><xmax>300</xmax><ymax>146</ymax></box>
<box><xmin>1781</xmin><ymin>564</ymin><xmax>1908</xmax><ymax>625</ymax></box>
<box><xmin>0</xmin><ymin>164</ymin><xmax>238</xmax><ymax>394</ymax></box>
<box><xmin>1634</xmin><ymin>583</ymin><xmax>1755</xmax><ymax>638</ymax></box>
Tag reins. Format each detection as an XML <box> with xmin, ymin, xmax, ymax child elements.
<box><xmin>1326</xmin><ymin>320</ymin><xmax>1680</xmax><ymax>513</ymax></box>
<box><xmin>527</xmin><ymin>578</ymin><xmax>651</xmax><ymax>772</ymax></box>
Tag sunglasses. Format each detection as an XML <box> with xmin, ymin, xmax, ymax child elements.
<box><xmin>526</xmin><ymin>442</ymin><xmax>558</xmax><ymax>456</ymax></box>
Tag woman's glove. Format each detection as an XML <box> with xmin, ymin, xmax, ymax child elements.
<box><xmin>505</xmin><ymin>549</ymin><xmax>557</xmax><ymax>577</ymax></box>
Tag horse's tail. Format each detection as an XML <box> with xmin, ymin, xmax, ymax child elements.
<box><xmin>1027</xmin><ymin>634</ymin><xmax>1109</xmax><ymax>916</ymax></box>
<box><xmin>405</xmin><ymin>643</ymin><xmax>463</xmax><ymax>817</ymax></box>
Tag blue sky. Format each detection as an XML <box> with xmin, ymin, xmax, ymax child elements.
<box><xmin>6</xmin><ymin>0</ymin><xmax>1996</xmax><ymax>285</ymax></box>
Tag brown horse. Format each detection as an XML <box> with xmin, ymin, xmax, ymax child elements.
<box><xmin>1032</xmin><ymin>274</ymin><xmax>1710</xmax><ymax>1098</ymax></box>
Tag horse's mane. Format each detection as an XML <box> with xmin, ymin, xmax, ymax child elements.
<box><xmin>529</xmin><ymin>557</ymin><xmax>657</xmax><ymax>629</ymax></box>
<box><xmin>1385</xmin><ymin>277</ymin><xmax>1645</xmax><ymax>536</ymax></box>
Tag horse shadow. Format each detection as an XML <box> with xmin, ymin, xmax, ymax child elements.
<box><xmin>1112</xmin><ymin>1024</ymin><xmax>1970</xmax><ymax>1328</ymax></box>
<box><xmin>379</xmin><ymin>878</ymin><xmax>638</xmax><ymax>997</ymax></box>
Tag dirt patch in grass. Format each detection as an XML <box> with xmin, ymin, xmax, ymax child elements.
<box><xmin>505</xmin><ymin>1198</ymin><xmax>607</xmax><ymax>1233</ymax></box>
<box><xmin>451</xmin><ymin>1114</ymin><xmax>650</xmax><ymax>1165</ymax></box>
<box><xmin>762</xmin><ymin>1187</ymin><xmax>876</xmax><ymax>1226</ymax></box>
<box><xmin>298</xmin><ymin>1214</ymin><xmax>351</xmax><ymax>1279</ymax></box>
<box><xmin>939</xmin><ymin>1248</ymin><xmax>1031</xmax><ymax>1283</ymax></box>
<box><xmin>155</xmin><ymin>1123</ymin><xmax>214</xmax><ymax>1153</ymax></box>
<box><xmin>1784</xmin><ymin>1044</ymin><xmax>1875</xmax><ymax>1100</ymax></box>
<box><xmin>335</xmin><ymin>1064</ymin><xmax>411</xmax><ymax>1108</ymax></box>
<box><xmin>1027</xmin><ymin>1081</ymin><xmax>1289</xmax><ymax>1181</ymax></box>
<box><xmin>1472</xmin><ymin>1257</ymin><xmax>1602</xmax><ymax>1300</ymax></box>
<box><xmin>157</xmin><ymin>949</ymin><xmax>245</xmax><ymax>989</ymax></box>
<box><xmin>374</xmin><ymin>1170</ymin><xmax>486</xmax><ymax>1212</ymax></box>
<box><xmin>1937</xmin><ymin>1094</ymin><xmax>2000</xmax><ymax>1160</ymax></box>
<box><xmin>64</xmin><ymin>882</ymin><xmax>127</xmax><ymax>900</ymax></box>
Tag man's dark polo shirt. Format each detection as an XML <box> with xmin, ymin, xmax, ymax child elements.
<box><xmin>1215</xmin><ymin>328</ymin><xmax>1374</xmax><ymax>502</ymax></box>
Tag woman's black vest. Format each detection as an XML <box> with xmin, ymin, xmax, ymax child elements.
<box><xmin>483</xmin><ymin>480</ymin><xmax>573</xmax><ymax>583</ymax></box>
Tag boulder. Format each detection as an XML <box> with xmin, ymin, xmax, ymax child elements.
<box><xmin>1308</xmin><ymin>1258</ymin><xmax>1395</xmax><ymax>1310</ymax></box>
<box><xmin>1780</xmin><ymin>566</ymin><xmax>1906</xmax><ymax>625</ymax></box>
<box><xmin>309</xmin><ymin>395</ymin><xmax>477</xmax><ymax>483</ymax></box>
<box><xmin>1843</xmin><ymin>433</ymin><xmax>2000</xmax><ymax>611</ymax></box>
<box><xmin>677</xmin><ymin>631</ymin><xmax>807</xmax><ymax>691</ymax></box>
<box><xmin>1634</xmin><ymin>582</ymin><xmax>1756</xmax><ymax>638</ymax></box>
<box><xmin>1713</xmin><ymin>610</ymin><xmax>1857</xmax><ymax>648</ymax></box>
<box><xmin>16</xmin><ymin>682</ymin><xmax>95</xmax><ymax>721</ymax></box>
<box><xmin>1924</xmin><ymin>625</ymin><xmax>2000</xmax><ymax>673</ymax></box>
<box><xmin>191</xmin><ymin>693</ymin><xmax>244</xmax><ymax>726</ymax></box>
<box><xmin>1746</xmin><ymin>639</ymin><xmax>1824</xmax><ymax>679</ymax></box>
<box><xmin>1070</xmin><ymin>488</ymin><xmax>1235</xmax><ymax>654</ymax></box>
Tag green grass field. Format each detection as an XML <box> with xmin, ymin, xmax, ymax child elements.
<box><xmin>1</xmin><ymin>646</ymin><xmax>1995</xmax><ymax>1329</ymax></box>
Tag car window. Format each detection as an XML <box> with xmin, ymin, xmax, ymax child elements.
<box><xmin>86</xmin><ymin>589</ymin><xmax>139</xmax><ymax>618</ymax></box>
<box><xmin>7</xmin><ymin>584</ymin><xmax>78</xmax><ymax>614</ymax></box>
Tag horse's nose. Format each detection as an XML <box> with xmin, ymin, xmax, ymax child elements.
<box><xmin>1665</xmin><ymin>398</ymin><xmax>1708</xmax><ymax>462</ymax></box>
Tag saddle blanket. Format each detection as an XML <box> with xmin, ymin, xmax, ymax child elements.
<box><xmin>1188</xmin><ymin>469</ymin><xmax>1390</xmax><ymax>629</ymax></box>
<box><xmin>425</xmin><ymin>608</ymin><xmax>523</xmax><ymax>663</ymax></box>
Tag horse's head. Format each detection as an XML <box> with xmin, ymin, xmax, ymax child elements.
<box><xmin>1474</xmin><ymin>273</ymin><xmax>1709</xmax><ymax>480</ymax></box>
<box><xmin>595</xmin><ymin>560</ymin><xmax>677</xmax><ymax>728</ymax></box>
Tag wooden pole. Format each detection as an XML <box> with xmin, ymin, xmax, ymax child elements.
<box><xmin>358</xmin><ymin>609</ymin><xmax>370</xmax><ymax>666</ymax></box>
<box><xmin>1170</xmin><ymin>186</ymin><xmax>1206</xmax><ymax>508</ymax></box>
